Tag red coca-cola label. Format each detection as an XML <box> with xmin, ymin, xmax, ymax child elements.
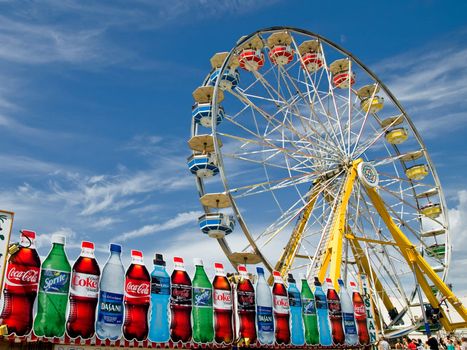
<box><xmin>5</xmin><ymin>264</ymin><xmax>40</xmax><ymax>292</ymax></box>
<box><xmin>125</xmin><ymin>278</ymin><xmax>150</xmax><ymax>300</ymax></box>
<box><xmin>354</xmin><ymin>302</ymin><xmax>367</xmax><ymax>320</ymax></box>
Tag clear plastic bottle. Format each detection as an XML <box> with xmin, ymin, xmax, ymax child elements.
<box><xmin>148</xmin><ymin>253</ymin><xmax>170</xmax><ymax>342</ymax></box>
<box><xmin>313</xmin><ymin>277</ymin><xmax>332</xmax><ymax>346</ymax></box>
<box><xmin>338</xmin><ymin>279</ymin><xmax>358</xmax><ymax>345</ymax></box>
<box><xmin>287</xmin><ymin>273</ymin><xmax>304</xmax><ymax>345</ymax></box>
<box><xmin>255</xmin><ymin>267</ymin><xmax>274</xmax><ymax>345</ymax></box>
<box><xmin>96</xmin><ymin>244</ymin><xmax>125</xmax><ymax>340</ymax></box>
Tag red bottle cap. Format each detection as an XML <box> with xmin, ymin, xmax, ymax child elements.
<box><xmin>20</xmin><ymin>229</ymin><xmax>36</xmax><ymax>239</ymax></box>
<box><xmin>238</xmin><ymin>265</ymin><xmax>247</xmax><ymax>272</ymax></box>
<box><xmin>273</xmin><ymin>270</ymin><xmax>281</xmax><ymax>277</ymax></box>
<box><xmin>131</xmin><ymin>250</ymin><xmax>143</xmax><ymax>258</ymax></box>
<box><xmin>214</xmin><ymin>262</ymin><xmax>224</xmax><ymax>269</ymax></box>
<box><xmin>350</xmin><ymin>281</ymin><xmax>357</xmax><ymax>287</ymax></box>
<box><xmin>325</xmin><ymin>277</ymin><xmax>333</xmax><ymax>284</ymax></box>
<box><xmin>82</xmin><ymin>241</ymin><xmax>94</xmax><ymax>249</ymax></box>
<box><xmin>173</xmin><ymin>256</ymin><xmax>184</xmax><ymax>263</ymax></box>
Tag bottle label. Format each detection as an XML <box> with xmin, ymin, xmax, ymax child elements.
<box><xmin>343</xmin><ymin>312</ymin><xmax>357</xmax><ymax>335</ymax></box>
<box><xmin>151</xmin><ymin>275</ymin><xmax>170</xmax><ymax>295</ymax></box>
<box><xmin>97</xmin><ymin>291</ymin><xmax>124</xmax><ymax>325</ymax></box>
<box><xmin>354</xmin><ymin>302</ymin><xmax>367</xmax><ymax>321</ymax></box>
<box><xmin>125</xmin><ymin>278</ymin><xmax>150</xmax><ymax>301</ymax></box>
<box><xmin>302</xmin><ymin>297</ymin><xmax>316</xmax><ymax>315</ymax></box>
<box><xmin>213</xmin><ymin>289</ymin><xmax>232</xmax><ymax>310</ymax></box>
<box><xmin>327</xmin><ymin>298</ymin><xmax>342</xmax><ymax>320</ymax></box>
<box><xmin>314</xmin><ymin>293</ymin><xmax>327</xmax><ymax>310</ymax></box>
<box><xmin>237</xmin><ymin>290</ymin><xmax>255</xmax><ymax>312</ymax></box>
<box><xmin>71</xmin><ymin>272</ymin><xmax>99</xmax><ymax>298</ymax></box>
<box><xmin>171</xmin><ymin>283</ymin><xmax>192</xmax><ymax>306</ymax></box>
<box><xmin>193</xmin><ymin>287</ymin><xmax>212</xmax><ymax>307</ymax></box>
<box><xmin>289</xmin><ymin>292</ymin><xmax>301</xmax><ymax>307</ymax></box>
<box><xmin>273</xmin><ymin>295</ymin><xmax>289</xmax><ymax>314</ymax></box>
<box><xmin>39</xmin><ymin>269</ymin><xmax>70</xmax><ymax>295</ymax></box>
<box><xmin>257</xmin><ymin>306</ymin><xmax>274</xmax><ymax>332</ymax></box>
<box><xmin>5</xmin><ymin>264</ymin><xmax>40</xmax><ymax>292</ymax></box>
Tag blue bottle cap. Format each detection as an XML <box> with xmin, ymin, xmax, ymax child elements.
<box><xmin>256</xmin><ymin>267</ymin><xmax>264</xmax><ymax>274</ymax></box>
<box><xmin>110</xmin><ymin>243</ymin><xmax>121</xmax><ymax>253</ymax></box>
<box><xmin>337</xmin><ymin>278</ymin><xmax>344</xmax><ymax>286</ymax></box>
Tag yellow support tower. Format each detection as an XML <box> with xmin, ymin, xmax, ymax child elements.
<box><xmin>365</xmin><ymin>185</ymin><xmax>467</xmax><ymax>331</ymax></box>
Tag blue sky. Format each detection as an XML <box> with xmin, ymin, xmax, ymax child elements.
<box><xmin>1</xmin><ymin>0</ymin><xmax>467</xmax><ymax>297</ymax></box>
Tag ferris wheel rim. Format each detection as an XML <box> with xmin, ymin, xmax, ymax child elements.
<box><xmin>203</xmin><ymin>26</ymin><xmax>450</xmax><ymax>283</ymax></box>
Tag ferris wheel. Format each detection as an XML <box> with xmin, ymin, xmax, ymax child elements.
<box><xmin>187</xmin><ymin>27</ymin><xmax>467</xmax><ymax>335</ymax></box>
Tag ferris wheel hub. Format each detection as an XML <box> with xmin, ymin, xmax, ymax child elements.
<box><xmin>357</xmin><ymin>161</ymin><xmax>379</xmax><ymax>188</ymax></box>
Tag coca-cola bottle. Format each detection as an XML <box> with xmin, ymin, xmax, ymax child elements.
<box><xmin>170</xmin><ymin>256</ymin><xmax>192</xmax><ymax>342</ymax></box>
<box><xmin>272</xmin><ymin>271</ymin><xmax>290</xmax><ymax>344</ymax></box>
<box><xmin>0</xmin><ymin>230</ymin><xmax>40</xmax><ymax>336</ymax></box>
<box><xmin>212</xmin><ymin>263</ymin><xmax>233</xmax><ymax>344</ymax></box>
<box><xmin>123</xmin><ymin>250</ymin><xmax>150</xmax><ymax>341</ymax></box>
<box><xmin>236</xmin><ymin>265</ymin><xmax>256</xmax><ymax>343</ymax></box>
<box><xmin>325</xmin><ymin>278</ymin><xmax>344</xmax><ymax>345</ymax></box>
<box><xmin>350</xmin><ymin>281</ymin><xmax>369</xmax><ymax>345</ymax></box>
<box><xmin>66</xmin><ymin>241</ymin><xmax>101</xmax><ymax>339</ymax></box>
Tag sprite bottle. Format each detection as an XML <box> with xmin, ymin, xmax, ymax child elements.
<box><xmin>300</xmin><ymin>274</ymin><xmax>319</xmax><ymax>344</ymax></box>
<box><xmin>191</xmin><ymin>258</ymin><xmax>214</xmax><ymax>343</ymax></box>
<box><xmin>33</xmin><ymin>234</ymin><xmax>71</xmax><ymax>337</ymax></box>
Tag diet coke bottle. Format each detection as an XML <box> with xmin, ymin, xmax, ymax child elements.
<box><xmin>350</xmin><ymin>281</ymin><xmax>369</xmax><ymax>345</ymax></box>
<box><xmin>236</xmin><ymin>265</ymin><xmax>256</xmax><ymax>343</ymax></box>
<box><xmin>66</xmin><ymin>241</ymin><xmax>101</xmax><ymax>339</ymax></box>
<box><xmin>213</xmin><ymin>263</ymin><xmax>233</xmax><ymax>344</ymax></box>
<box><xmin>123</xmin><ymin>250</ymin><xmax>150</xmax><ymax>341</ymax></box>
<box><xmin>272</xmin><ymin>271</ymin><xmax>290</xmax><ymax>344</ymax></box>
<box><xmin>170</xmin><ymin>256</ymin><xmax>192</xmax><ymax>342</ymax></box>
<box><xmin>0</xmin><ymin>230</ymin><xmax>40</xmax><ymax>336</ymax></box>
<box><xmin>325</xmin><ymin>278</ymin><xmax>344</xmax><ymax>345</ymax></box>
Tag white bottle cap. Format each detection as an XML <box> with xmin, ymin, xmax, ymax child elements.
<box><xmin>52</xmin><ymin>234</ymin><xmax>66</xmax><ymax>245</ymax></box>
<box><xmin>193</xmin><ymin>258</ymin><xmax>203</xmax><ymax>266</ymax></box>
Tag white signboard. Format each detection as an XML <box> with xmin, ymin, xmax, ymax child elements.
<box><xmin>360</xmin><ymin>273</ymin><xmax>378</xmax><ymax>344</ymax></box>
<box><xmin>0</xmin><ymin>210</ymin><xmax>14</xmax><ymax>294</ymax></box>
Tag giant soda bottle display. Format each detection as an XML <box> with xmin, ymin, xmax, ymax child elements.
<box><xmin>255</xmin><ymin>267</ymin><xmax>274</xmax><ymax>345</ymax></box>
<box><xmin>66</xmin><ymin>241</ymin><xmax>101</xmax><ymax>339</ymax></box>
<box><xmin>338</xmin><ymin>279</ymin><xmax>358</xmax><ymax>345</ymax></box>
<box><xmin>96</xmin><ymin>244</ymin><xmax>125</xmax><ymax>341</ymax></box>
<box><xmin>325</xmin><ymin>278</ymin><xmax>344</xmax><ymax>345</ymax></box>
<box><xmin>313</xmin><ymin>277</ymin><xmax>332</xmax><ymax>346</ymax></box>
<box><xmin>148</xmin><ymin>253</ymin><xmax>171</xmax><ymax>343</ymax></box>
<box><xmin>0</xmin><ymin>230</ymin><xmax>40</xmax><ymax>336</ymax></box>
<box><xmin>236</xmin><ymin>265</ymin><xmax>256</xmax><ymax>343</ymax></box>
<box><xmin>272</xmin><ymin>271</ymin><xmax>290</xmax><ymax>344</ymax></box>
<box><xmin>287</xmin><ymin>273</ymin><xmax>304</xmax><ymax>346</ymax></box>
<box><xmin>123</xmin><ymin>250</ymin><xmax>150</xmax><ymax>341</ymax></box>
<box><xmin>212</xmin><ymin>262</ymin><xmax>233</xmax><ymax>344</ymax></box>
<box><xmin>33</xmin><ymin>234</ymin><xmax>71</xmax><ymax>337</ymax></box>
<box><xmin>350</xmin><ymin>281</ymin><xmax>369</xmax><ymax>345</ymax></box>
<box><xmin>300</xmin><ymin>274</ymin><xmax>319</xmax><ymax>345</ymax></box>
<box><xmin>170</xmin><ymin>256</ymin><xmax>192</xmax><ymax>342</ymax></box>
<box><xmin>191</xmin><ymin>258</ymin><xmax>214</xmax><ymax>343</ymax></box>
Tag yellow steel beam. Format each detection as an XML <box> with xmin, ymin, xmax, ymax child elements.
<box><xmin>366</xmin><ymin>185</ymin><xmax>467</xmax><ymax>331</ymax></box>
<box><xmin>269</xmin><ymin>183</ymin><xmax>321</xmax><ymax>285</ymax></box>
<box><xmin>345</xmin><ymin>233</ymin><xmax>398</xmax><ymax>246</ymax></box>
<box><xmin>318</xmin><ymin>159</ymin><xmax>362</xmax><ymax>289</ymax></box>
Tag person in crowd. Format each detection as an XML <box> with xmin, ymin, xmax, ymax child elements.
<box><xmin>427</xmin><ymin>336</ymin><xmax>440</xmax><ymax>350</ymax></box>
<box><xmin>454</xmin><ymin>338</ymin><xmax>462</xmax><ymax>350</ymax></box>
<box><xmin>417</xmin><ymin>339</ymin><xmax>426</xmax><ymax>350</ymax></box>
<box><xmin>379</xmin><ymin>337</ymin><xmax>391</xmax><ymax>350</ymax></box>
<box><xmin>395</xmin><ymin>339</ymin><xmax>404</xmax><ymax>350</ymax></box>
<box><xmin>461</xmin><ymin>337</ymin><xmax>467</xmax><ymax>350</ymax></box>
<box><xmin>447</xmin><ymin>339</ymin><xmax>455</xmax><ymax>350</ymax></box>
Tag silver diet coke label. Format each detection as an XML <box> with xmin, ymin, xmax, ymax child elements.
<box><xmin>71</xmin><ymin>272</ymin><xmax>99</xmax><ymax>298</ymax></box>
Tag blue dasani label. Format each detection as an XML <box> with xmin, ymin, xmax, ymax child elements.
<box><xmin>302</xmin><ymin>297</ymin><xmax>316</xmax><ymax>315</ymax></box>
<box><xmin>151</xmin><ymin>275</ymin><xmax>170</xmax><ymax>295</ymax></box>
<box><xmin>343</xmin><ymin>312</ymin><xmax>357</xmax><ymax>334</ymax></box>
<box><xmin>40</xmin><ymin>269</ymin><xmax>70</xmax><ymax>295</ymax></box>
<box><xmin>257</xmin><ymin>306</ymin><xmax>274</xmax><ymax>332</ymax></box>
<box><xmin>98</xmin><ymin>291</ymin><xmax>124</xmax><ymax>325</ymax></box>
<box><xmin>193</xmin><ymin>287</ymin><xmax>212</xmax><ymax>307</ymax></box>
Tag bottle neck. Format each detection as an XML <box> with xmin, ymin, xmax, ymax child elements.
<box><xmin>20</xmin><ymin>235</ymin><xmax>35</xmax><ymax>248</ymax></box>
<box><xmin>174</xmin><ymin>261</ymin><xmax>185</xmax><ymax>271</ymax></box>
<box><xmin>81</xmin><ymin>247</ymin><xmax>95</xmax><ymax>259</ymax></box>
<box><xmin>273</xmin><ymin>275</ymin><xmax>283</xmax><ymax>284</ymax></box>
<box><xmin>154</xmin><ymin>263</ymin><xmax>165</xmax><ymax>270</ymax></box>
<box><xmin>195</xmin><ymin>265</ymin><xmax>205</xmax><ymax>273</ymax></box>
<box><xmin>51</xmin><ymin>243</ymin><xmax>65</xmax><ymax>253</ymax></box>
<box><xmin>131</xmin><ymin>256</ymin><xmax>144</xmax><ymax>265</ymax></box>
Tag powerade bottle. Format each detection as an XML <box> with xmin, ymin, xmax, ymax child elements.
<box><xmin>148</xmin><ymin>253</ymin><xmax>170</xmax><ymax>342</ymax></box>
<box><xmin>96</xmin><ymin>244</ymin><xmax>125</xmax><ymax>340</ymax></box>
<box><xmin>300</xmin><ymin>274</ymin><xmax>319</xmax><ymax>345</ymax></box>
<box><xmin>313</xmin><ymin>277</ymin><xmax>332</xmax><ymax>346</ymax></box>
<box><xmin>191</xmin><ymin>258</ymin><xmax>214</xmax><ymax>343</ymax></box>
<box><xmin>255</xmin><ymin>267</ymin><xmax>274</xmax><ymax>345</ymax></box>
<box><xmin>287</xmin><ymin>273</ymin><xmax>304</xmax><ymax>346</ymax></box>
<box><xmin>33</xmin><ymin>234</ymin><xmax>71</xmax><ymax>338</ymax></box>
<box><xmin>338</xmin><ymin>279</ymin><xmax>358</xmax><ymax>345</ymax></box>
